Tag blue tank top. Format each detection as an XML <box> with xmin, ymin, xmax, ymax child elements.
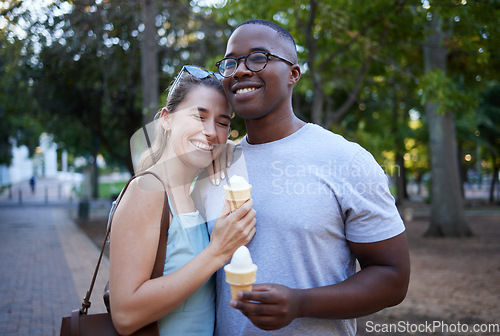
<box><xmin>107</xmin><ymin>194</ymin><xmax>215</xmax><ymax>335</ymax></box>
<box><xmin>157</xmin><ymin>207</ymin><xmax>215</xmax><ymax>336</ymax></box>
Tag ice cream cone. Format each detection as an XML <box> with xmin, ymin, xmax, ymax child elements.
<box><xmin>228</xmin><ymin>284</ymin><xmax>252</xmax><ymax>299</ymax></box>
<box><xmin>224</xmin><ymin>246</ymin><xmax>258</xmax><ymax>300</ymax></box>
<box><xmin>224</xmin><ymin>175</ymin><xmax>252</xmax><ymax>211</ymax></box>
<box><xmin>224</xmin><ymin>187</ymin><xmax>252</xmax><ymax>211</ymax></box>
<box><xmin>224</xmin><ymin>264</ymin><xmax>258</xmax><ymax>299</ymax></box>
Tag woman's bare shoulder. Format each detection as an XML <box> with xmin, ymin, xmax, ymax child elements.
<box><xmin>114</xmin><ymin>174</ymin><xmax>167</xmax><ymax>224</ymax></box>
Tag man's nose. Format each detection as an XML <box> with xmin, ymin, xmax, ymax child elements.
<box><xmin>233</xmin><ymin>58</ymin><xmax>252</xmax><ymax>78</ymax></box>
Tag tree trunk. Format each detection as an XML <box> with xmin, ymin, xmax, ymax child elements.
<box><xmin>141</xmin><ymin>0</ymin><xmax>159</xmax><ymax>124</ymax></box>
<box><xmin>303</xmin><ymin>0</ymin><xmax>323</xmax><ymax>126</ymax></box>
<box><xmin>457</xmin><ymin>141</ymin><xmax>466</xmax><ymax>197</ymax></box>
<box><xmin>489</xmin><ymin>159</ymin><xmax>498</xmax><ymax>204</ymax></box>
<box><xmin>391</xmin><ymin>79</ymin><xmax>407</xmax><ymax>204</ymax></box>
<box><xmin>311</xmin><ymin>86</ymin><xmax>324</xmax><ymax>125</ymax></box>
<box><xmin>423</xmin><ymin>13</ymin><xmax>472</xmax><ymax>237</ymax></box>
<box><xmin>395</xmin><ymin>153</ymin><xmax>407</xmax><ymax>204</ymax></box>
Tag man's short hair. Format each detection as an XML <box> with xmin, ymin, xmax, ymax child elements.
<box><xmin>237</xmin><ymin>19</ymin><xmax>297</xmax><ymax>51</ymax></box>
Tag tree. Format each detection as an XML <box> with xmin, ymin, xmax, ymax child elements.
<box><xmin>211</xmin><ymin>0</ymin><xmax>425</xmax><ymax>201</ymax></box>
<box><xmin>26</xmin><ymin>0</ymin><xmax>145</xmax><ymax>197</ymax></box>
<box><xmin>24</xmin><ymin>0</ymin><xmax>229</xmax><ymax>195</ymax></box>
<box><xmin>141</xmin><ymin>0</ymin><xmax>159</xmax><ymax>123</ymax></box>
<box><xmin>419</xmin><ymin>0</ymin><xmax>500</xmax><ymax>237</ymax></box>
<box><xmin>477</xmin><ymin>85</ymin><xmax>500</xmax><ymax>204</ymax></box>
<box><xmin>217</xmin><ymin>0</ymin><xmax>415</xmax><ymax>130</ymax></box>
<box><xmin>0</xmin><ymin>1</ymin><xmax>42</xmax><ymax>165</ymax></box>
<box><xmin>0</xmin><ymin>1</ymin><xmax>22</xmax><ymax>17</ymax></box>
<box><xmin>4</xmin><ymin>0</ymin><xmax>498</xmax><ymax>210</ymax></box>
<box><xmin>422</xmin><ymin>12</ymin><xmax>471</xmax><ymax>236</ymax></box>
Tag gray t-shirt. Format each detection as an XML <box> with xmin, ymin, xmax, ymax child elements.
<box><xmin>192</xmin><ymin>123</ymin><xmax>405</xmax><ymax>335</ymax></box>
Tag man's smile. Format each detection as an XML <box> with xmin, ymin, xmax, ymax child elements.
<box><xmin>236</xmin><ymin>87</ymin><xmax>257</xmax><ymax>94</ymax></box>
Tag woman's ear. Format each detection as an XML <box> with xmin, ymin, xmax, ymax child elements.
<box><xmin>289</xmin><ymin>64</ymin><xmax>301</xmax><ymax>85</ymax></box>
<box><xmin>160</xmin><ymin>107</ymin><xmax>172</xmax><ymax>132</ymax></box>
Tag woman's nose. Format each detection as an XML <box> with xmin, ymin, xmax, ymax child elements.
<box><xmin>202</xmin><ymin>122</ymin><xmax>216</xmax><ymax>139</ymax></box>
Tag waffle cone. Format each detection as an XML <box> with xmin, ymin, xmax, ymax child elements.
<box><xmin>224</xmin><ymin>186</ymin><xmax>251</xmax><ymax>211</ymax></box>
<box><xmin>224</xmin><ymin>264</ymin><xmax>257</xmax><ymax>299</ymax></box>
<box><xmin>229</xmin><ymin>284</ymin><xmax>253</xmax><ymax>299</ymax></box>
<box><xmin>228</xmin><ymin>199</ymin><xmax>249</xmax><ymax>212</ymax></box>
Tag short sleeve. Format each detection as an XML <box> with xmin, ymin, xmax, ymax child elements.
<box><xmin>341</xmin><ymin>149</ymin><xmax>405</xmax><ymax>243</ymax></box>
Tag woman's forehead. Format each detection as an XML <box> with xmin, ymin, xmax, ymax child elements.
<box><xmin>175</xmin><ymin>86</ymin><xmax>229</xmax><ymax>116</ymax></box>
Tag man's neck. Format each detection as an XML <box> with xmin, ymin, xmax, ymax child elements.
<box><xmin>245</xmin><ymin>113</ymin><xmax>306</xmax><ymax>145</ymax></box>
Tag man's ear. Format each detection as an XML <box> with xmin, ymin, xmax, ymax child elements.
<box><xmin>160</xmin><ymin>107</ymin><xmax>172</xmax><ymax>132</ymax></box>
<box><xmin>289</xmin><ymin>64</ymin><xmax>301</xmax><ymax>85</ymax></box>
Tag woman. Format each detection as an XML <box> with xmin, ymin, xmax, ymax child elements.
<box><xmin>109</xmin><ymin>66</ymin><xmax>256</xmax><ymax>335</ymax></box>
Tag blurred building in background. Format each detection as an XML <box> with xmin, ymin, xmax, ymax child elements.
<box><xmin>0</xmin><ymin>133</ymin><xmax>69</xmax><ymax>187</ymax></box>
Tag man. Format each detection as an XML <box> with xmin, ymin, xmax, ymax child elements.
<box><xmin>193</xmin><ymin>19</ymin><xmax>410</xmax><ymax>335</ymax></box>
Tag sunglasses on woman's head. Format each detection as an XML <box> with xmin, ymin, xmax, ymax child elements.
<box><xmin>169</xmin><ymin>65</ymin><xmax>223</xmax><ymax>96</ymax></box>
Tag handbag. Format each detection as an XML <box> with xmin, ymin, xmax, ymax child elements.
<box><xmin>60</xmin><ymin>171</ymin><xmax>170</xmax><ymax>336</ymax></box>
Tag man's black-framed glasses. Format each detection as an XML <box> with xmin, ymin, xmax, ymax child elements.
<box><xmin>169</xmin><ymin>65</ymin><xmax>222</xmax><ymax>96</ymax></box>
<box><xmin>215</xmin><ymin>51</ymin><xmax>295</xmax><ymax>78</ymax></box>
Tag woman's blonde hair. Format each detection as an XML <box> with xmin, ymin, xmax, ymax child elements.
<box><xmin>136</xmin><ymin>70</ymin><xmax>226</xmax><ymax>173</ymax></box>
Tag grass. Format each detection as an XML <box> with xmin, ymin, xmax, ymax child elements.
<box><xmin>99</xmin><ymin>181</ymin><xmax>127</xmax><ymax>199</ymax></box>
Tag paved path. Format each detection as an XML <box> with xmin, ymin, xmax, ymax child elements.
<box><xmin>0</xmin><ymin>203</ymin><xmax>109</xmax><ymax>336</ymax></box>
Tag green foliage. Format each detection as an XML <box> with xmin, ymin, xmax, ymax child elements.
<box><xmin>99</xmin><ymin>180</ymin><xmax>127</xmax><ymax>200</ymax></box>
<box><xmin>13</xmin><ymin>0</ymin><xmax>230</xmax><ymax>172</ymax></box>
<box><xmin>26</xmin><ymin>1</ymin><xmax>144</xmax><ymax>172</ymax></box>
<box><xmin>418</xmin><ymin>69</ymin><xmax>479</xmax><ymax>115</ymax></box>
<box><xmin>0</xmin><ymin>25</ymin><xmax>41</xmax><ymax>164</ymax></box>
<box><xmin>477</xmin><ymin>84</ymin><xmax>500</xmax><ymax>159</ymax></box>
<box><xmin>0</xmin><ymin>0</ymin><xmax>499</xmax><ymax>190</ymax></box>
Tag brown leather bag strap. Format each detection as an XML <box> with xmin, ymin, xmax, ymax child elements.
<box><xmin>132</xmin><ymin>171</ymin><xmax>170</xmax><ymax>279</ymax></box>
<box><xmin>151</xmin><ymin>186</ymin><xmax>170</xmax><ymax>279</ymax></box>
<box><xmin>70</xmin><ymin>309</ymin><xmax>80</xmax><ymax>336</ymax></box>
<box><xmin>81</xmin><ymin>171</ymin><xmax>170</xmax><ymax>314</ymax></box>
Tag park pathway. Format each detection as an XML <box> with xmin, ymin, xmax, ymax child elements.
<box><xmin>0</xmin><ymin>179</ymin><xmax>109</xmax><ymax>336</ymax></box>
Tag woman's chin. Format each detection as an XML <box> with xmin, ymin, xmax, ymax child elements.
<box><xmin>180</xmin><ymin>147</ymin><xmax>224</xmax><ymax>171</ymax></box>
<box><xmin>182</xmin><ymin>156</ymin><xmax>214</xmax><ymax>171</ymax></box>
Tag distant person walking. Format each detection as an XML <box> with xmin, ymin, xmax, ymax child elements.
<box><xmin>29</xmin><ymin>176</ymin><xmax>36</xmax><ymax>194</ymax></box>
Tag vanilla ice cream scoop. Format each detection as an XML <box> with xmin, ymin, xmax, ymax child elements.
<box><xmin>224</xmin><ymin>246</ymin><xmax>258</xmax><ymax>299</ymax></box>
<box><xmin>226</xmin><ymin>175</ymin><xmax>251</xmax><ymax>190</ymax></box>
<box><xmin>227</xmin><ymin>246</ymin><xmax>255</xmax><ymax>272</ymax></box>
